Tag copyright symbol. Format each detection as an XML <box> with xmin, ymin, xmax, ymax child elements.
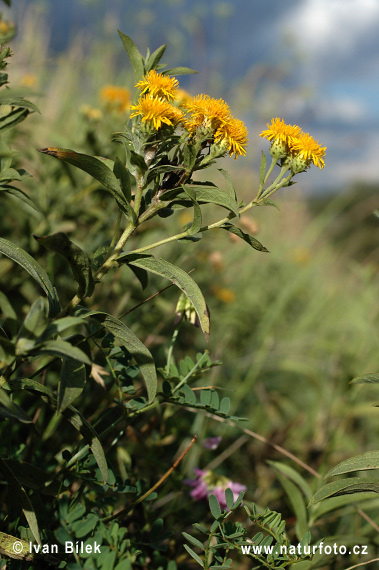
<box><xmin>13</xmin><ymin>541</ymin><xmax>23</xmax><ymax>554</ymax></box>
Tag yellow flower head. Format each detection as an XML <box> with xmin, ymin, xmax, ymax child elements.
<box><xmin>100</xmin><ymin>85</ymin><xmax>131</xmax><ymax>113</ymax></box>
<box><xmin>130</xmin><ymin>95</ymin><xmax>184</xmax><ymax>131</ymax></box>
<box><xmin>290</xmin><ymin>131</ymin><xmax>326</xmax><ymax>169</ymax></box>
<box><xmin>260</xmin><ymin>117</ymin><xmax>301</xmax><ymax>146</ymax></box>
<box><xmin>214</xmin><ymin>118</ymin><xmax>249</xmax><ymax>159</ymax></box>
<box><xmin>183</xmin><ymin>94</ymin><xmax>231</xmax><ymax>136</ymax></box>
<box><xmin>175</xmin><ymin>88</ymin><xmax>192</xmax><ymax>106</ymax></box>
<box><xmin>136</xmin><ymin>70</ymin><xmax>179</xmax><ymax>101</ymax></box>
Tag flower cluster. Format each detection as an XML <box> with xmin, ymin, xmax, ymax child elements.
<box><xmin>185</xmin><ymin>468</ymin><xmax>246</xmax><ymax>509</ymax></box>
<box><xmin>130</xmin><ymin>70</ymin><xmax>248</xmax><ymax>158</ymax></box>
<box><xmin>260</xmin><ymin>117</ymin><xmax>326</xmax><ymax>171</ymax></box>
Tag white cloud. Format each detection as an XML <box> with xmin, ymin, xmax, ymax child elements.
<box><xmin>283</xmin><ymin>0</ymin><xmax>379</xmax><ymax>58</ymax></box>
<box><xmin>317</xmin><ymin>96</ymin><xmax>368</xmax><ymax>123</ymax></box>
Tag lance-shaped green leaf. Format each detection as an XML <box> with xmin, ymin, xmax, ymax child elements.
<box><xmin>36</xmin><ymin>339</ymin><xmax>91</xmax><ymax>364</ymax></box>
<box><xmin>0</xmin><ymin>184</ymin><xmax>40</xmax><ymax>212</ymax></box>
<box><xmin>145</xmin><ymin>44</ymin><xmax>167</xmax><ymax>72</ymax></box>
<box><xmin>5</xmin><ymin>378</ymin><xmax>108</xmax><ymax>483</ymax></box>
<box><xmin>86</xmin><ymin>311</ymin><xmax>157</xmax><ymax>403</ymax></box>
<box><xmin>0</xmin><ymin>237</ymin><xmax>60</xmax><ymax>317</ymax></box>
<box><xmin>34</xmin><ymin>232</ymin><xmax>94</xmax><ymax>299</ymax></box>
<box><xmin>122</xmin><ymin>256</ymin><xmax>210</xmax><ymax>341</ymax></box>
<box><xmin>0</xmin><ymin>108</ymin><xmax>29</xmax><ymax>132</ymax></box>
<box><xmin>325</xmin><ymin>451</ymin><xmax>379</xmax><ymax>478</ymax></box>
<box><xmin>309</xmin><ymin>477</ymin><xmax>379</xmax><ymax>505</ymax></box>
<box><xmin>163</xmin><ymin>184</ymin><xmax>239</xmax><ymax>218</ymax></box>
<box><xmin>182</xmin><ymin>186</ymin><xmax>202</xmax><ymax>235</ymax></box>
<box><xmin>118</xmin><ymin>31</ymin><xmax>145</xmax><ymax>81</ymax></box>
<box><xmin>220</xmin><ymin>223</ymin><xmax>269</xmax><ymax>252</ymax></box>
<box><xmin>0</xmin><ymin>458</ymin><xmax>41</xmax><ymax>545</ymax></box>
<box><xmin>16</xmin><ymin>298</ymin><xmax>48</xmax><ymax>354</ymax></box>
<box><xmin>0</xmin><ymin>532</ymin><xmax>33</xmax><ymax>561</ymax></box>
<box><xmin>0</xmin><ymin>459</ymin><xmax>61</xmax><ymax>495</ymax></box>
<box><xmin>58</xmin><ymin>357</ymin><xmax>87</xmax><ymax>413</ymax></box>
<box><xmin>39</xmin><ymin>148</ymin><xmax>135</xmax><ymax>219</ymax></box>
<box><xmin>162</xmin><ymin>66</ymin><xmax>198</xmax><ymax>76</ymax></box>
<box><xmin>351</xmin><ymin>372</ymin><xmax>379</xmax><ymax>384</ymax></box>
<box><xmin>0</xmin><ymin>388</ymin><xmax>32</xmax><ymax>423</ymax></box>
<box><xmin>218</xmin><ymin>168</ymin><xmax>237</xmax><ymax>200</ymax></box>
<box><xmin>113</xmin><ymin>156</ymin><xmax>131</xmax><ymax>201</ymax></box>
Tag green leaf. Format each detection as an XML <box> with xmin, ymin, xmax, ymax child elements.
<box><xmin>162</xmin><ymin>66</ymin><xmax>198</xmax><ymax>76</ymax></box>
<box><xmin>311</xmin><ymin>492</ymin><xmax>377</xmax><ymax>521</ymax></box>
<box><xmin>113</xmin><ymin>157</ymin><xmax>131</xmax><ymax>202</ymax></box>
<box><xmin>351</xmin><ymin>372</ymin><xmax>379</xmax><ymax>384</ymax></box>
<box><xmin>175</xmin><ymin>184</ymin><xmax>239</xmax><ymax>217</ymax></box>
<box><xmin>220</xmin><ymin>223</ymin><xmax>269</xmax><ymax>252</ymax></box>
<box><xmin>267</xmin><ymin>461</ymin><xmax>313</xmax><ymax>501</ymax></box>
<box><xmin>0</xmin><ymin>290</ymin><xmax>17</xmax><ymax>336</ymax></box>
<box><xmin>0</xmin><ymin>184</ymin><xmax>40</xmax><ymax>212</ymax></box>
<box><xmin>182</xmin><ymin>532</ymin><xmax>204</xmax><ymax>551</ymax></box>
<box><xmin>6</xmin><ymin>379</ymin><xmax>107</xmax><ymax>484</ymax></box>
<box><xmin>218</xmin><ymin>168</ymin><xmax>237</xmax><ymax>200</ymax></box>
<box><xmin>182</xmin><ymin>187</ymin><xmax>202</xmax><ymax>235</ymax></box>
<box><xmin>0</xmin><ymin>107</ymin><xmax>29</xmax><ymax>132</ymax></box>
<box><xmin>0</xmin><ymin>388</ymin><xmax>32</xmax><ymax>423</ymax></box>
<box><xmin>225</xmin><ymin>487</ymin><xmax>235</xmax><ymax>511</ymax></box>
<box><xmin>0</xmin><ymin>458</ymin><xmax>41</xmax><ymax>545</ymax></box>
<box><xmin>34</xmin><ymin>232</ymin><xmax>94</xmax><ymax>299</ymax></box>
<box><xmin>183</xmin><ymin>544</ymin><xmax>204</xmax><ymax>567</ymax></box>
<box><xmin>262</xmin><ymin>198</ymin><xmax>280</xmax><ymax>210</ymax></box>
<box><xmin>58</xmin><ymin>357</ymin><xmax>87</xmax><ymax>413</ymax></box>
<box><xmin>0</xmin><ymin>237</ymin><xmax>60</xmax><ymax>317</ymax></box>
<box><xmin>87</xmin><ymin>312</ymin><xmax>157</xmax><ymax>403</ymax></box>
<box><xmin>39</xmin><ymin>316</ymin><xmax>86</xmax><ymax>341</ymax></box>
<box><xmin>259</xmin><ymin>151</ymin><xmax>267</xmax><ymax>187</ymax></box>
<box><xmin>125</xmin><ymin>256</ymin><xmax>210</xmax><ymax>341</ymax></box>
<box><xmin>145</xmin><ymin>44</ymin><xmax>167</xmax><ymax>72</ymax></box>
<box><xmin>309</xmin><ymin>477</ymin><xmax>379</xmax><ymax>505</ymax></box>
<box><xmin>325</xmin><ymin>451</ymin><xmax>379</xmax><ymax>478</ymax></box>
<box><xmin>39</xmin><ymin>148</ymin><xmax>135</xmax><ymax>219</ymax></box>
<box><xmin>0</xmin><ymin>459</ymin><xmax>61</xmax><ymax>495</ymax></box>
<box><xmin>37</xmin><ymin>339</ymin><xmax>91</xmax><ymax>364</ymax></box>
<box><xmin>275</xmin><ymin>472</ymin><xmax>309</xmax><ymax>540</ymax></box>
<box><xmin>0</xmin><ymin>93</ymin><xmax>39</xmax><ymax>114</ymax></box>
<box><xmin>16</xmin><ymin>298</ymin><xmax>48</xmax><ymax>354</ymax></box>
<box><xmin>209</xmin><ymin>494</ymin><xmax>222</xmax><ymax>519</ymax></box>
<box><xmin>118</xmin><ymin>31</ymin><xmax>145</xmax><ymax>81</ymax></box>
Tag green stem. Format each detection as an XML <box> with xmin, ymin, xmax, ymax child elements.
<box><xmin>172</xmin><ymin>352</ymin><xmax>208</xmax><ymax>394</ymax></box>
<box><xmin>166</xmin><ymin>326</ymin><xmax>180</xmax><ymax>375</ymax></box>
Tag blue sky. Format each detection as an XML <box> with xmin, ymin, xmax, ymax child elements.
<box><xmin>5</xmin><ymin>0</ymin><xmax>379</xmax><ymax>193</ymax></box>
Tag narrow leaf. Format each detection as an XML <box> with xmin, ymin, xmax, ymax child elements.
<box><xmin>0</xmin><ymin>458</ymin><xmax>41</xmax><ymax>544</ymax></box>
<box><xmin>125</xmin><ymin>256</ymin><xmax>210</xmax><ymax>341</ymax></box>
<box><xmin>39</xmin><ymin>148</ymin><xmax>135</xmax><ymax>219</ymax></box>
<box><xmin>16</xmin><ymin>298</ymin><xmax>48</xmax><ymax>354</ymax></box>
<box><xmin>351</xmin><ymin>372</ymin><xmax>379</xmax><ymax>384</ymax></box>
<box><xmin>182</xmin><ymin>532</ymin><xmax>205</xmax><ymax>551</ymax></box>
<box><xmin>34</xmin><ymin>232</ymin><xmax>94</xmax><ymax>299</ymax></box>
<box><xmin>162</xmin><ymin>66</ymin><xmax>198</xmax><ymax>76</ymax></box>
<box><xmin>309</xmin><ymin>477</ymin><xmax>379</xmax><ymax>505</ymax></box>
<box><xmin>220</xmin><ymin>223</ymin><xmax>269</xmax><ymax>252</ymax></box>
<box><xmin>37</xmin><ymin>339</ymin><xmax>91</xmax><ymax>364</ymax></box>
<box><xmin>146</xmin><ymin>44</ymin><xmax>167</xmax><ymax>72</ymax></box>
<box><xmin>86</xmin><ymin>311</ymin><xmax>157</xmax><ymax>403</ymax></box>
<box><xmin>183</xmin><ymin>544</ymin><xmax>204</xmax><ymax>567</ymax></box>
<box><xmin>0</xmin><ymin>184</ymin><xmax>40</xmax><ymax>212</ymax></box>
<box><xmin>0</xmin><ymin>237</ymin><xmax>60</xmax><ymax>317</ymax></box>
<box><xmin>326</xmin><ymin>451</ymin><xmax>379</xmax><ymax>478</ymax></box>
<box><xmin>218</xmin><ymin>168</ymin><xmax>237</xmax><ymax>200</ymax></box>
<box><xmin>0</xmin><ymin>388</ymin><xmax>32</xmax><ymax>423</ymax></box>
<box><xmin>275</xmin><ymin>472</ymin><xmax>309</xmax><ymax>540</ymax></box>
<box><xmin>58</xmin><ymin>357</ymin><xmax>87</xmax><ymax>413</ymax></box>
<box><xmin>118</xmin><ymin>31</ymin><xmax>145</xmax><ymax>81</ymax></box>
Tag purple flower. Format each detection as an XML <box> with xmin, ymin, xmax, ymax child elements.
<box><xmin>202</xmin><ymin>436</ymin><xmax>222</xmax><ymax>450</ymax></box>
<box><xmin>185</xmin><ymin>468</ymin><xmax>246</xmax><ymax>509</ymax></box>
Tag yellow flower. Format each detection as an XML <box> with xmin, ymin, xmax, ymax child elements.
<box><xmin>214</xmin><ymin>118</ymin><xmax>249</xmax><ymax>158</ymax></box>
<box><xmin>290</xmin><ymin>132</ymin><xmax>326</xmax><ymax>169</ymax></box>
<box><xmin>20</xmin><ymin>74</ymin><xmax>38</xmax><ymax>88</ymax></box>
<box><xmin>260</xmin><ymin>117</ymin><xmax>301</xmax><ymax>144</ymax></box>
<box><xmin>100</xmin><ymin>85</ymin><xmax>131</xmax><ymax>113</ymax></box>
<box><xmin>130</xmin><ymin>95</ymin><xmax>184</xmax><ymax>131</ymax></box>
<box><xmin>136</xmin><ymin>70</ymin><xmax>179</xmax><ymax>101</ymax></box>
<box><xmin>183</xmin><ymin>94</ymin><xmax>231</xmax><ymax>135</ymax></box>
<box><xmin>212</xmin><ymin>286</ymin><xmax>235</xmax><ymax>304</ymax></box>
<box><xmin>175</xmin><ymin>88</ymin><xmax>192</xmax><ymax>105</ymax></box>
